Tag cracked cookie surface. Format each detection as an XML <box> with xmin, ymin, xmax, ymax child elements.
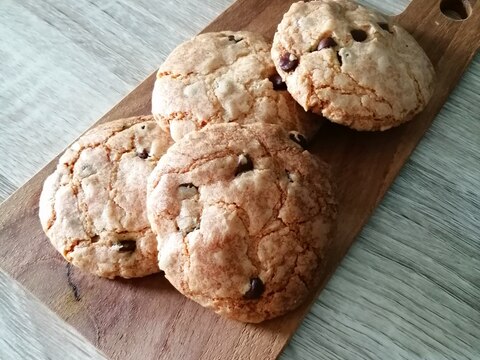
<box><xmin>147</xmin><ymin>122</ymin><xmax>337</xmax><ymax>322</ymax></box>
<box><xmin>39</xmin><ymin>116</ymin><xmax>173</xmax><ymax>279</ymax></box>
<box><xmin>272</xmin><ymin>0</ymin><xmax>435</xmax><ymax>131</ymax></box>
<box><xmin>152</xmin><ymin>31</ymin><xmax>321</xmax><ymax>142</ymax></box>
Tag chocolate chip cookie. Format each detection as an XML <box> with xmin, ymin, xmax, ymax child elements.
<box><xmin>39</xmin><ymin>116</ymin><xmax>173</xmax><ymax>279</ymax></box>
<box><xmin>272</xmin><ymin>0</ymin><xmax>435</xmax><ymax>131</ymax></box>
<box><xmin>152</xmin><ymin>31</ymin><xmax>320</xmax><ymax>142</ymax></box>
<box><xmin>147</xmin><ymin>122</ymin><xmax>337</xmax><ymax>322</ymax></box>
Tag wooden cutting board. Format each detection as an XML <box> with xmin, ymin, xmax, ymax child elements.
<box><xmin>0</xmin><ymin>0</ymin><xmax>479</xmax><ymax>359</ymax></box>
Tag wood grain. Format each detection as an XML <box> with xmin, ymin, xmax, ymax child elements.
<box><xmin>0</xmin><ymin>269</ymin><xmax>107</xmax><ymax>360</ymax></box>
<box><xmin>0</xmin><ymin>0</ymin><xmax>479</xmax><ymax>359</ymax></box>
<box><xmin>0</xmin><ymin>0</ymin><xmax>232</xmax><ymax>201</ymax></box>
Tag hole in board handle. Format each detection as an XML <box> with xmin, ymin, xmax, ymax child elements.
<box><xmin>440</xmin><ymin>0</ymin><xmax>472</xmax><ymax>20</ymax></box>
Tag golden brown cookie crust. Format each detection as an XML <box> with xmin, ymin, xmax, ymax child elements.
<box><xmin>39</xmin><ymin>116</ymin><xmax>173</xmax><ymax>279</ymax></box>
<box><xmin>152</xmin><ymin>31</ymin><xmax>320</xmax><ymax>142</ymax></box>
<box><xmin>147</xmin><ymin>123</ymin><xmax>337</xmax><ymax>322</ymax></box>
<box><xmin>272</xmin><ymin>0</ymin><xmax>435</xmax><ymax>131</ymax></box>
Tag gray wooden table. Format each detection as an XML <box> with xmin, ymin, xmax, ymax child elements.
<box><xmin>1</xmin><ymin>0</ymin><xmax>479</xmax><ymax>359</ymax></box>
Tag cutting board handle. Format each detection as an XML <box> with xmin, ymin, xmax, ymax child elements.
<box><xmin>401</xmin><ymin>0</ymin><xmax>477</xmax><ymax>21</ymax></box>
<box><xmin>394</xmin><ymin>0</ymin><xmax>480</xmax><ymax>64</ymax></box>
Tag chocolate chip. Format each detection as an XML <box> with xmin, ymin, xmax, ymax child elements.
<box><xmin>317</xmin><ymin>37</ymin><xmax>337</xmax><ymax>51</ymax></box>
<box><xmin>289</xmin><ymin>132</ymin><xmax>308</xmax><ymax>149</ymax></box>
<box><xmin>116</xmin><ymin>240</ymin><xmax>136</xmax><ymax>252</ymax></box>
<box><xmin>269</xmin><ymin>73</ymin><xmax>287</xmax><ymax>90</ymax></box>
<box><xmin>244</xmin><ymin>277</ymin><xmax>265</xmax><ymax>299</ymax></box>
<box><xmin>138</xmin><ymin>149</ymin><xmax>149</xmax><ymax>159</ymax></box>
<box><xmin>235</xmin><ymin>154</ymin><xmax>253</xmax><ymax>175</ymax></box>
<box><xmin>141</xmin><ymin>125</ymin><xmax>145</xmax><ymax>130</ymax></box>
<box><xmin>179</xmin><ymin>183</ymin><xmax>197</xmax><ymax>190</ymax></box>
<box><xmin>337</xmin><ymin>52</ymin><xmax>343</xmax><ymax>66</ymax></box>
<box><xmin>279</xmin><ymin>52</ymin><xmax>299</xmax><ymax>72</ymax></box>
<box><xmin>378</xmin><ymin>22</ymin><xmax>390</xmax><ymax>32</ymax></box>
<box><xmin>286</xmin><ymin>170</ymin><xmax>293</xmax><ymax>183</ymax></box>
<box><xmin>228</xmin><ymin>35</ymin><xmax>242</xmax><ymax>43</ymax></box>
<box><xmin>351</xmin><ymin>29</ymin><xmax>368</xmax><ymax>42</ymax></box>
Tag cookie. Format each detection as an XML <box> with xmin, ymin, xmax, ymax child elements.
<box><xmin>151</xmin><ymin>31</ymin><xmax>321</xmax><ymax>142</ymax></box>
<box><xmin>39</xmin><ymin>115</ymin><xmax>173</xmax><ymax>279</ymax></box>
<box><xmin>272</xmin><ymin>0</ymin><xmax>436</xmax><ymax>131</ymax></box>
<box><xmin>147</xmin><ymin>122</ymin><xmax>337</xmax><ymax>323</ymax></box>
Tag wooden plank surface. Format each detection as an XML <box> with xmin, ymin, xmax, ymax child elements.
<box><xmin>0</xmin><ymin>0</ymin><xmax>232</xmax><ymax>199</ymax></box>
<box><xmin>1</xmin><ymin>0</ymin><xmax>480</xmax><ymax>359</ymax></box>
<box><xmin>0</xmin><ymin>269</ymin><xmax>107</xmax><ymax>360</ymax></box>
